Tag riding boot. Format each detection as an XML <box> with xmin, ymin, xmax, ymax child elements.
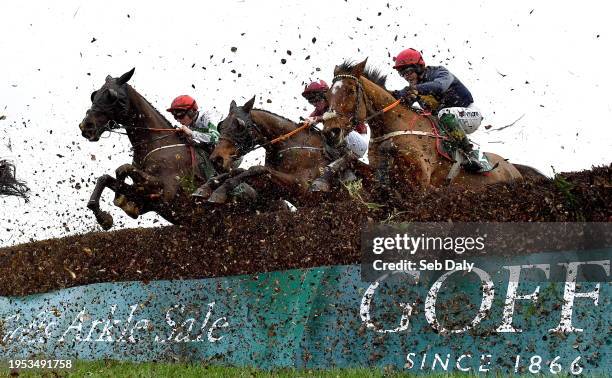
<box><xmin>439</xmin><ymin>113</ymin><xmax>483</xmax><ymax>172</ymax></box>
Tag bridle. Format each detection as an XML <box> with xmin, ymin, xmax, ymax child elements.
<box><xmin>86</xmin><ymin>90</ymin><xmax>186</xmax><ymax>162</ymax></box>
<box><xmin>218</xmin><ymin>114</ymin><xmax>265</xmax><ymax>157</ymax></box>
<box><xmin>329</xmin><ymin>74</ymin><xmax>370</xmax><ymax>131</ymax></box>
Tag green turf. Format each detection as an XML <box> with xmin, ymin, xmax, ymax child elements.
<box><xmin>0</xmin><ymin>360</ymin><xmax>487</xmax><ymax>377</ymax></box>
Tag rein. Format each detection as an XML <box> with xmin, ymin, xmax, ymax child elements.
<box><xmin>225</xmin><ymin>118</ymin><xmax>314</xmax><ymax>157</ymax></box>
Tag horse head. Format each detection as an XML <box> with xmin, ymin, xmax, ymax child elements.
<box><xmin>79</xmin><ymin>68</ymin><xmax>135</xmax><ymax>141</ymax></box>
<box><xmin>321</xmin><ymin>59</ymin><xmax>371</xmax><ymax>147</ymax></box>
<box><xmin>210</xmin><ymin>96</ymin><xmax>257</xmax><ymax>172</ymax></box>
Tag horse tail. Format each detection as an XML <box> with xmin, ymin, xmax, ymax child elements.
<box><xmin>0</xmin><ymin>159</ymin><xmax>30</xmax><ymax>201</ymax></box>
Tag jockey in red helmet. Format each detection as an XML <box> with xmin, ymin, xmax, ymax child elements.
<box><xmin>301</xmin><ymin>80</ymin><xmax>370</xmax><ymax>191</ymax></box>
<box><xmin>167</xmin><ymin>95</ymin><xmax>220</xmax><ymax>178</ymax></box>
<box><xmin>392</xmin><ymin>48</ymin><xmax>488</xmax><ymax>172</ymax></box>
<box><xmin>302</xmin><ymin>80</ymin><xmax>330</xmax><ymax>119</ymax></box>
<box><xmin>167</xmin><ymin>95</ymin><xmax>220</xmax><ymax>147</ymax></box>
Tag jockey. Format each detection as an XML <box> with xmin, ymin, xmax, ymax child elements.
<box><xmin>167</xmin><ymin>95</ymin><xmax>220</xmax><ymax>179</ymax></box>
<box><xmin>167</xmin><ymin>95</ymin><xmax>220</xmax><ymax>152</ymax></box>
<box><xmin>301</xmin><ymin>80</ymin><xmax>370</xmax><ymax>191</ymax></box>
<box><xmin>391</xmin><ymin>48</ymin><xmax>485</xmax><ymax>172</ymax></box>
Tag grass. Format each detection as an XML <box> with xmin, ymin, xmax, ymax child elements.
<box><xmin>179</xmin><ymin>173</ymin><xmax>198</xmax><ymax>194</ymax></box>
<box><xmin>342</xmin><ymin>179</ymin><xmax>384</xmax><ymax>210</ymax></box>
<box><xmin>1</xmin><ymin>360</ymin><xmax>488</xmax><ymax>377</ymax></box>
<box><xmin>551</xmin><ymin>167</ymin><xmax>585</xmax><ymax>221</ymax></box>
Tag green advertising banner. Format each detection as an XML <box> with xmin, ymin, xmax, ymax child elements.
<box><xmin>0</xmin><ymin>248</ymin><xmax>609</xmax><ymax>375</ymax></box>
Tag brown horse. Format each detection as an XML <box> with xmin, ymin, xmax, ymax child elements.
<box><xmin>322</xmin><ymin>59</ymin><xmax>523</xmax><ymax>191</ymax></box>
<box><xmin>202</xmin><ymin>97</ymin><xmax>328</xmax><ymax>204</ymax></box>
<box><xmin>79</xmin><ymin>68</ymin><xmax>212</xmax><ymax>229</ymax></box>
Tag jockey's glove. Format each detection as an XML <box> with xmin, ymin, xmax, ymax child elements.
<box><xmin>393</xmin><ymin>87</ymin><xmax>419</xmax><ymax>102</ymax></box>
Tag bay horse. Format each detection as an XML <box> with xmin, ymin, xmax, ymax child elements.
<box><xmin>201</xmin><ymin>97</ymin><xmax>328</xmax><ymax>204</ymax></box>
<box><xmin>322</xmin><ymin>59</ymin><xmax>523</xmax><ymax>191</ymax></box>
<box><xmin>79</xmin><ymin>68</ymin><xmax>213</xmax><ymax>229</ymax></box>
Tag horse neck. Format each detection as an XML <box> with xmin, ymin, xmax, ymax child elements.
<box><xmin>360</xmin><ymin>77</ymin><xmax>429</xmax><ymax>136</ymax></box>
<box><xmin>125</xmin><ymin>86</ymin><xmax>181</xmax><ymax>158</ymax></box>
<box><xmin>250</xmin><ymin>109</ymin><xmax>298</xmax><ymax>142</ymax></box>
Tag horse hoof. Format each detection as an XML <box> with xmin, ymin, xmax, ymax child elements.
<box><xmin>124</xmin><ymin>202</ymin><xmax>141</xmax><ymax>219</ymax></box>
<box><xmin>113</xmin><ymin>194</ymin><xmax>127</xmax><ymax>208</ymax></box>
<box><xmin>231</xmin><ymin>183</ymin><xmax>258</xmax><ymax>202</ymax></box>
<box><xmin>95</xmin><ymin>211</ymin><xmax>114</xmax><ymax>230</ymax></box>
<box><xmin>208</xmin><ymin>190</ymin><xmax>227</xmax><ymax>204</ymax></box>
<box><xmin>309</xmin><ymin>180</ymin><xmax>331</xmax><ymax>192</ymax></box>
<box><xmin>192</xmin><ymin>185</ymin><xmax>212</xmax><ymax>199</ymax></box>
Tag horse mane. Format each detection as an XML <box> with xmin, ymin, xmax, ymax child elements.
<box><xmin>128</xmin><ymin>85</ymin><xmax>174</xmax><ymax>128</ymax></box>
<box><xmin>336</xmin><ymin>60</ymin><xmax>388</xmax><ymax>88</ymax></box>
<box><xmin>253</xmin><ymin>108</ymin><xmax>297</xmax><ymax>125</ymax></box>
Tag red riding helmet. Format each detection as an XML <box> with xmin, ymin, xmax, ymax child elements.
<box><xmin>393</xmin><ymin>48</ymin><xmax>426</xmax><ymax>69</ymax></box>
<box><xmin>167</xmin><ymin>95</ymin><xmax>198</xmax><ymax>112</ymax></box>
<box><xmin>302</xmin><ymin>80</ymin><xmax>329</xmax><ymax>98</ymax></box>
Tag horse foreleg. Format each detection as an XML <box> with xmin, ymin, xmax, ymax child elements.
<box><xmin>87</xmin><ymin>174</ymin><xmax>138</xmax><ymax>230</ymax></box>
<box><xmin>209</xmin><ymin>166</ymin><xmax>301</xmax><ymax>204</ymax></box>
<box><xmin>208</xmin><ymin>167</ymin><xmax>264</xmax><ymax>203</ymax></box>
<box><xmin>192</xmin><ymin>171</ymin><xmax>234</xmax><ymax>198</ymax></box>
<box><xmin>115</xmin><ymin>164</ymin><xmax>164</xmax><ymax>196</ymax></box>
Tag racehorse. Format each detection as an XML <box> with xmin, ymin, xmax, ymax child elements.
<box><xmin>0</xmin><ymin>160</ymin><xmax>29</xmax><ymax>200</ymax></box>
<box><xmin>79</xmin><ymin>68</ymin><xmax>212</xmax><ymax>229</ymax></box>
<box><xmin>201</xmin><ymin>97</ymin><xmax>328</xmax><ymax>204</ymax></box>
<box><xmin>322</xmin><ymin>59</ymin><xmax>523</xmax><ymax>191</ymax></box>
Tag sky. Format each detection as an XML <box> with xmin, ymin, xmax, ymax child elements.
<box><xmin>0</xmin><ymin>0</ymin><xmax>610</xmax><ymax>247</ymax></box>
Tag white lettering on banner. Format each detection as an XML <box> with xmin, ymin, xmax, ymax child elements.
<box><xmin>59</xmin><ymin>309</ymin><xmax>86</xmax><ymax>342</ymax></box>
<box><xmin>360</xmin><ymin>259</ymin><xmax>609</xmax><ymax>335</ymax></box>
<box><xmin>0</xmin><ymin>302</ymin><xmax>232</xmax><ymax>345</ymax></box>
<box><xmin>456</xmin><ymin>354</ymin><xmax>472</xmax><ymax>372</ymax></box>
<box><xmin>425</xmin><ymin>268</ymin><xmax>494</xmax><ymax>334</ymax></box>
<box><xmin>405</xmin><ymin>352</ymin><xmax>587</xmax><ymax>373</ymax></box>
<box><xmin>496</xmin><ymin>264</ymin><xmax>551</xmax><ymax>332</ymax></box>
<box><xmin>550</xmin><ymin>260</ymin><xmax>610</xmax><ymax>333</ymax></box>
<box><xmin>2</xmin><ymin>311</ymin><xmax>58</xmax><ymax>344</ymax></box>
<box><xmin>155</xmin><ymin>301</ymin><xmax>227</xmax><ymax>343</ymax></box>
<box><xmin>360</xmin><ymin>271</ymin><xmax>420</xmax><ymax>333</ymax></box>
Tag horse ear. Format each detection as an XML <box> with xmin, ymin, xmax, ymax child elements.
<box><xmin>352</xmin><ymin>58</ymin><xmax>368</xmax><ymax>77</ymax></box>
<box><xmin>230</xmin><ymin>100</ymin><xmax>237</xmax><ymax>111</ymax></box>
<box><xmin>333</xmin><ymin>64</ymin><xmax>341</xmax><ymax>76</ymax></box>
<box><xmin>116</xmin><ymin>68</ymin><xmax>135</xmax><ymax>85</ymax></box>
<box><xmin>243</xmin><ymin>96</ymin><xmax>256</xmax><ymax>113</ymax></box>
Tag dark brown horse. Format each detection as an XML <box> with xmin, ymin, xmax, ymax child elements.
<box><xmin>79</xmin><ymin>68</ymin><xmax>212</xmax><ymax>229</ymax></box>
<box><xmin>322</xmin><ymin>59</ymin><xmax>523</xmax><ymax>191</ymax></box>
<box><xmin>202</xmin><ymin>97</ymin><xmax>328</xmax><ymax>204</ymax></box>
<box><xmin>0</xmin><ymin>160</ymin><xmax>29</xmax><ymax>200</ymax></box>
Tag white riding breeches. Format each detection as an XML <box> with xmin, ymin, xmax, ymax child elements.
<box><xmin>438</xmin><ymin>104</ymin><xmax>483</xmax><ymax>134</ymax></box>
<box><xmin>345</xmin><ymin>126</ymin><xmax>370</xmax><ymax>161</ymax></box>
